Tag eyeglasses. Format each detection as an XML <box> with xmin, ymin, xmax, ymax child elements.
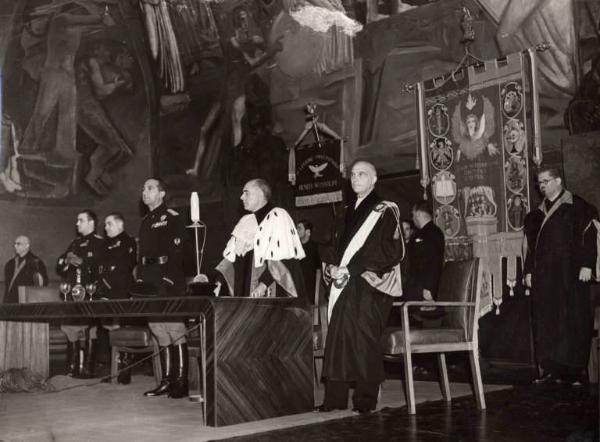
<box><xmin>537</xmin><ymin>178</ymin><xmax>556</xmax><ymax>186</ymax></box>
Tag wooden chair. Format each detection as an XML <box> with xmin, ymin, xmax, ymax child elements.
<box><xmin>109</xmin><ymin>327</ymin><xmax>161</xmax><ymax>385</ymax></box>
<box><xmin>313</xmin><ymin>270</ymin><xmax>328</xmax><ymax>384</ymax></box>
<box><xmin>381</xmin><ymin>258</ymin><xmax>485</xmax><ymax>415</ymax></box>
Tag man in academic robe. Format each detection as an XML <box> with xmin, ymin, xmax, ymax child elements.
<box><xmin>317</xmin><ymin>160</ymin><xmax>404</xmax><ymax>414</ymax></box>
<box><xmin>524</xmin><ymin>167</ymin><xmax>599</xmax><ymax>386</ymax></box>
<box><xmin>216</xmin><ymin>178</ymin><xmax>306</xmax><ymax>299</ymax></box>
<box><xmin>3</xmin><ymin>236</ymin><xmax>48</xmax><ymax>304</ymax></box>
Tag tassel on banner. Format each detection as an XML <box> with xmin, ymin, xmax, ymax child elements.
<box><xmin>288</xmin><ymin>146</ymin><xmax>296</xmax><ymax>186</ymax></box>
<box><xmin>507</xmin><ymin>255</ymin><xmax>517</xmax><ymax>296</ymax></box>
<box><xmin>527</xmin><ymin>48</ymin><xmax>542</xmax><ymax>167</ymax></box>
<box><xmin>416</xmin><ymin>82</ymin><xmax>429</xmax><ymax>200</ymax></box>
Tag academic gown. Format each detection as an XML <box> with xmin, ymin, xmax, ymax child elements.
<box><xmin>524</xmin><ymin>190</ymin><xmax>598</xmax><ymax>370</ymax></box>
<box><xmin>3</xmin><ymin>252</ymin><xmax>48</xmax><ymax>304</ymax></box>
<box><xmin>323</xmin><ymin>191</ymin><xmax>404</xmax><ymax>383</ymax></box>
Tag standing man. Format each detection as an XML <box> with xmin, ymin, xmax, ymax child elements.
<box><xmin>524</xmin><ymin>167</ymin><xmax>599</xmax><ymax>386</ymax></box>
<box><xmin>318</xmin><ymin>160</ymin><xmax>404</xmax><ymax>414</ymax></box>
<box><xmin>137</xmin><ymin>178</ymin><xmax>189</xmax><ymax>399</ymax></box>
<box><xmin>3</xmin><ymin>236</ymin><xmax>48</xmax><ymax>304</ymax></box>
<box><xmin>216</xmin><ymin>179</ymin><xmax>305</xmax><ymax>299</ymax></box>
<box><xmin>99</xmin><ymin>213</ymin><xmax>137</xmax><ymax>299</ymax></box>
<box><xmin>403</xmin><ymin>201</ymin><xmax>445</xmax><ymax>303</ymax></box>
<box><xmin>57</xmin><ymin>209</ymin><xmax>104</xmax><ymax>378</ymax></box>
<box><xmin>296</xmin><ymin>219</ymin><xmax>321</xmax><ymax>304</ymax></box>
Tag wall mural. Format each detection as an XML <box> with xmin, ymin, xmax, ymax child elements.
<box><xmin>1</xmin><ymin>0</ymin><xmax>146</xmax><ymax>200</ymax></box>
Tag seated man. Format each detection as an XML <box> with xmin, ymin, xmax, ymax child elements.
<box><xmin>216</xmin><ymin>178</ymin><xmax>306</xmax><ymax>298</ymax></box>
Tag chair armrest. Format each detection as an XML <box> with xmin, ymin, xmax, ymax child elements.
<box><xmin>392</xmin><ymin>300</ymin><xmax>476</xmax><ymax>308</ymax></box>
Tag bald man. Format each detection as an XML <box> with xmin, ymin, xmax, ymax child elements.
<box><xmin>3</xmin><ymin>235</ymin><xmax>48</xmax><ymax>303</ymax></box>
<box><xmin>317</xmin><ymin>160</ymin><xmax>404</xmax><ymax>414</ymax></box>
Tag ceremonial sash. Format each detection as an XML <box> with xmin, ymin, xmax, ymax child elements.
<box><xmin>328</xmin><ymin>201</ymin><xmax>402</xmax><ymax>321</ymax></box>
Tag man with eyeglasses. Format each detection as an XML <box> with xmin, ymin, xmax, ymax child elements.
<box><xmin>524</xmin><ymin>167</ymin><xmax>599</xmax><ymax>386</ymax></box>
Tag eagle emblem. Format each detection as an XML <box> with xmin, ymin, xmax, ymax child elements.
<box><xmin>308</xmin><ymin>162</ymin><xmax>328</xmax><ymax>179</ymax></box>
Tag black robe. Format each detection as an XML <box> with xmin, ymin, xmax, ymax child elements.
<box><xmin>3</xmin><ymin>252</ymin><xmax>48</xmax><ymax>304</ymax></box>
<box><xmin>323</xmin><ymin>191</ymin><xmax>404</xmax><ymax>383</ymax></box>
<box><xmin>524</xmin><ymin>190</ymin><xmax>598</xmax><ymax>370</ymax></box>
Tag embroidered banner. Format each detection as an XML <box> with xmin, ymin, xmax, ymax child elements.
<box><xmin>419</xmin><ymin>53</ymin><xmax>535</xmax><ymax>315</ymax></box>
<box><xmin>294</xmin><ymin>139</ymin><xmax>343</xmax><ymax>207</ymax></box>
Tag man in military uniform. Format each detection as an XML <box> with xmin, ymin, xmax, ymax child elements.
<box><xmin>136</xmin><ymin>178</ymin><xmax>189</xmax><ymax>399</ymax></box>
<box><xmin>57</xmin><ymin>209</ymin><xmax>104</xmax><ymax>378</ymax></box>
<box><xmin>98</xmin><ymin>212</ymin><xmax>137</xmax><ymax>384</ymax></box>
<box><xmin>99</xmin><ymin>213</ymin><xmax>137</xmax><ymax>299</ymax></box>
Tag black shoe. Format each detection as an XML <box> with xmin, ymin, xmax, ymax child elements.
<box><xmin>533</xmin><ymin>373</ymin><xmax>557</xmax><ymax>385</ymax></box>
<box><xmin>144</xmin><ymin>345</ymin><xmax>173</xmax><ymax>397</ymax></box>
<box><xmin>314</xmin><ymin>404</ymin><xmax>347</xmax><ymax>412</ymax></box>
<box><xmin>168</xmin><ymin>343</ymin><xmax>188</xmax><ymax>399</ymax></box>
<box><xmin>352</xmin><ymin>407</ymin><xmax>373</xmax><ymax>415</ymax></box>
<box><xmin>144</xmin><ymin>380</ymin><xmax>172</xmax><ymax>397</ymax></box>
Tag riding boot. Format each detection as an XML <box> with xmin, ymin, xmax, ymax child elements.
<box><xmin>144</xmin><ymin>345</ymin><xmax>173</xmax><ymax>397</ymax></box>
<box><xmin>117</xmin><ymin>351</ymin><xmax>132</xmax><ymax>385</ymax></box>
<box><xmin>168</xmin><ymin>343</ymin><xmax>188</xmax><ymax>399</ymax></box>
<box><xmin>78</xmin><ymin>339</ymin><xmax>96</xmax><ymax>379</ymax></box>
<box><xmin>65</xmin><ymin>341</ymin><xmax>79</xmax><ymax>377</ymax></box>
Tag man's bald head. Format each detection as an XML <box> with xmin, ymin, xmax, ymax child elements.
<box><xmin>350</xmin><ymin>160</ymin><xmax>378</xmax><ymax>198</ymax></box>
<box><xmin>14</xmin><ymin>235</ymin><xmax>30</xmax><ymax>257</ymax></box>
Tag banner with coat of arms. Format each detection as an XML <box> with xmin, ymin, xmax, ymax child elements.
<box><xmin>417</xmin><ymin>52</ymin><xmax>540</xmax><ymax>316</ymax></box>
<box><xmin>290</xmin><ymin>139</ymin><xmax>343</xmax><ymax>207</ymax></box>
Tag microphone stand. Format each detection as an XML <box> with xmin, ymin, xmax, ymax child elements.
<box><xmin>187</xmin><ymin>220</ymin><xmax>208</xmax><ymax>283</ymax></box>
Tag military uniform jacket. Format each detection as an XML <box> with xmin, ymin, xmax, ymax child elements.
<box><xmin>138</xmin><ymin>203</ymin><xmax>187</xmax><ymax>295</ymax></box>
<box><xmin>99</xmin><ymin>232</ymin><xmax>137</xmax><ymax>299</ymax></box>
<box><xmin>57</xmin><ymin>232</ymin><xmax>105</xmax><ymax>285</ymax></box>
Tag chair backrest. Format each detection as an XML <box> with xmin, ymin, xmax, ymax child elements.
<box><xmin>18</xmin><ymin>283</ymin><xmax>60</xmax><ymax>303</ymax></box>
<box><xmin>438</xmin><ymin>259</ymin><xmax>479</xmax><ymax>338</ymax></box>
<box><xmin>313</xmin><ymin>270</ymin><xmax>328</xmax><ymax>351</ymax></box>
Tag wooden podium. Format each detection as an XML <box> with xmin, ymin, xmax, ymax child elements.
<box><xmin>0</xmin><ymin>296</ymin><xmax>314</xmax><ymax>427</ymax></box>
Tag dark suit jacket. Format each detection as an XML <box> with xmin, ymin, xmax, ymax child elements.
<box><xmin>404</xmin><ymin>220</ymin><xmax>445</xmax><ymax>300</ymax></box>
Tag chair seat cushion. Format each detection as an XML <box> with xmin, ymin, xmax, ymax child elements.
<box><xmin>109</xmin><ymin>327</ymin><xmax>153</xmax><ymax>347</ymax></box>
<box><xmin>50</xmin><ymin>326</ymin><xmax>68</xmax><ymax>346</ymax></box>
<box><xmin>382</xmin><ymin>327</ymin><xmax>465</xmax><ymax>355</ymax></box>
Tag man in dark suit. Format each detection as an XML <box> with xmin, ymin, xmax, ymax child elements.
<box><xmin>3</xmin><ymin>236</ymin><xmax>48</xmax><ymax>304</ymax></box>
<box><xmin>296</xmin><ymin>219</ymin><xmax>321</xmax><ymax>305</ymax></box>
<box><xmin>403</xmin><ymin>200</ymin><xmax>445</xmax><ymax>303</ymax></box>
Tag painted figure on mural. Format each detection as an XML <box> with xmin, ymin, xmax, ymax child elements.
<box><xmin>75</xmin><ymin>40</ymin><xmax>134</xmax><ymax>196</ymax></box>
<box><xmin>452</xmin><ymin>92</ymin><xmax>499</xmax><ymax>162</ymax></box>
<box><xmin>16</xmin><ymin>1</ymin><xmax>116</xmax><ymax>198</ymax></box>
<box><xmin>186</xmin><ymin>4</ymin><xmax>282</xmax><ymax>178</ymax></box>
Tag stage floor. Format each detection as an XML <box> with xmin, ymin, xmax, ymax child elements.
<box><xmin>0</xmin><ymin>375</ymin><xmax>508</xmax><ymax>442</ymax></box>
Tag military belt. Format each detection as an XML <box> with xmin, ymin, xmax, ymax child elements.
<box><xmin>141</xmin><ymin>256</ymin><xmax>168</xmax><ymax>265</ymax></box>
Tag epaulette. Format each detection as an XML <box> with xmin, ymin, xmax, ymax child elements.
<box><xmin>167</xmin><ymin>208</ymin><xmax>180</xmax><ymax>216</ymax></box>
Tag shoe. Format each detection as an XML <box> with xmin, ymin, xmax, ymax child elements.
<box><xmin>352</xmin><ymin>407</ymin><xmax>373</xmax><ymax>415</ymax></box>
<box><xmin>314</xmin><ymin>404</ymin><xmax>347</xmax><ymax>412</ymax></box>
<box><xmin>144</xmin><ymin>345</ymin><xmax>173</xmax><ymax>397</ymax></box>
<box><xmin>533</xmin><ymin>373</ymin><xmax>557</xmax><ymax>385</ymax></box>
<box><xmin>168</xmin><ymin>343</ymin><xmax>188</xmax><ymax>399</ymax></box>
